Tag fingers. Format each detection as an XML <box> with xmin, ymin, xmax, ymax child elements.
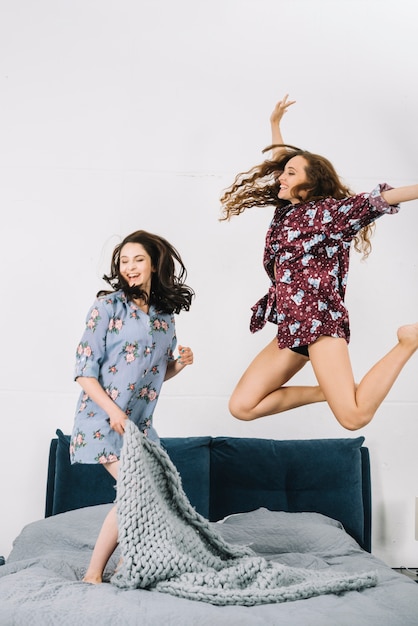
<box><xmin>110</xmin><ymin>416</ymin><xmax>127</xmax><ymax>435</ymax></box>
<box><xmin>278</xmin><ymin>94</ymin><xmax>296</xmax><ymax>111</ymax></box>
<box><xmin>271</xmin><ymin>94</ymin><xmax>296</xmax><ymax>122</ymax></box>
<box><xmin>177</xmin><ymin>345</ymin><xmax>193</xmax><ymax>366</ymax></box>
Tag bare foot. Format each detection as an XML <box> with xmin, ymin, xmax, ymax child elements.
<box><xmin>397</xmin><ymin>323</ymin><xmax>418</xmax><ymax>351</ymax></box>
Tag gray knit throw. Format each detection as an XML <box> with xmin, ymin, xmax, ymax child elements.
<box><xmin>111</xmin><ymin>421</ymin><xmax>377</xmax><ymax>605</ymax></box>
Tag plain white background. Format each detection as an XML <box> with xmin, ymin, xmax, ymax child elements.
<box><xmin>1</xmin><ymin>0</ymin><xmax>417</xmax><ymax>567</ymax></box>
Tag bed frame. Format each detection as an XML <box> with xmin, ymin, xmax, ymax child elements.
<box><xmin>46</xmin><ymin>430</ymin><xmax>372</xmax><ymax>552</ymax></box>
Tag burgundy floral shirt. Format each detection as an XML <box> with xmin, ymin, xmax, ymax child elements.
<box><xmin>250</xmin><ymin>184</ymin><xmax>399</xmax><ymax>349</ymax></box>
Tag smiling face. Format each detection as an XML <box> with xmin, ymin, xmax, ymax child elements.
<box><xmin>277</xmin><ymin>155</ymin><xmax>309</xmax><ymax>204</ymax></box>
<box><xmin>119</xmin><ymin>242</ymin><xmax>154</xmax><ymax>295</ymax></box>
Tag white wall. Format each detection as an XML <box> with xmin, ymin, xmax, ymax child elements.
<box><xmin>1</xmin><ymin>0</ymin><xmax>417</xmax><ymax>567</ymax></box>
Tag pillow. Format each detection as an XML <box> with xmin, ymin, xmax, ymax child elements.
<box><xmin>209</xmin><ymin>436</ymin><xmax>366</xmax><ymax>548</ymax></box>
<box><xmin>216</xmin><ymin>508</ymin><xmax>360</xmax><ymax>556</ymax></box>
<box><xmin>49</xmin><ymin>430</ymin><xmax>212</xmax><ymax>518</ymax></box>
<box><xmin>52</xmin><ymin>429</ymin><xmax>116</xmax><ymax>515</ymax></box>
<box><xmin>161</xmin><ymin>437</ymin><xmax>212</xmax><ymax>519</ymax></box>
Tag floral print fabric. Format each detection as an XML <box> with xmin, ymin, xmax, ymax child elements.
<box><xmin>70</xmin><ymin>290</ymin><xmax>176</xmax><ymax>464</ymax></box>
<box><xmin>250</xmin><ymin>184</ymin><xmax>399</xmax><ymax>349</ymax></box>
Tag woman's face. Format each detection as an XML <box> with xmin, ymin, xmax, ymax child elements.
<box><xmin>277</xmin><ymin>155</ymin><xmax>309</xmax><ymax>204</ymax></box>
<box><xmin>119</xmin><ymin>242</ymin><xmax>154</xmax><ymax>294</ymax></box>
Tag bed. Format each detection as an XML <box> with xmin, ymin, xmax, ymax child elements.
<box><xmin>1</xmin><ymin>427</ymin><xmax>418</xmax><ymax>625</ymax></box>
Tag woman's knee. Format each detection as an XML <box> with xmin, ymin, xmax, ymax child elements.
<box><xmin>228</xmin><ymin>395</ymin><xmax>256</xmax><ymax>421</ymax></box>
<box><xmin>333</xmin><ymin>408</ymin><xmax>373</xmax><ymax>431</ymax></box>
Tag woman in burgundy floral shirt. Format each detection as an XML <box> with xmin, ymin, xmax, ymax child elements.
<box><xmin>221</xmin><ymin>95</ymin><xmax>418</xmax><ymax>431</ymax></box>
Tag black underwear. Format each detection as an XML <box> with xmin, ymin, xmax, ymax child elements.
<box><xmin>289</xmin><ymin>345</ymin><xmax>309</xmax><ymax>358</ymax></box>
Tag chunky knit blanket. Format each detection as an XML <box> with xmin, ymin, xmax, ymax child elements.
<box><xmin>111</xmin><ymin>421</ymin><xmax>377</xmax><ymax>605</ymax></box>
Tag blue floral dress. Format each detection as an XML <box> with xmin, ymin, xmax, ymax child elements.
<box><xmin>250</xmin><ymin>184</ymin><xmax>400</xmax><ymax>349</ymax></box>
<box><xmin>70</xmin><ymin>290</ymin><xmax>176</xmax><ymax>464</ymax></box>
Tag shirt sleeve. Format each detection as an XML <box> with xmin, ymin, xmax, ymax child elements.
<box><xmin>74</xmin><ymin>298</ymin><xmax>111</xmax><ymax>380</ymax></box>
<box><xmin>329</xmin><ymin>183</ymin><xmax>400</xmax><ymax>240</ymax></box>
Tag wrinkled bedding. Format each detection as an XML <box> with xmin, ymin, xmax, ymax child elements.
<box><xmin>1</xmin><ymin>505</ymin><xmax>418</xmax><ymax>625</ymax></box>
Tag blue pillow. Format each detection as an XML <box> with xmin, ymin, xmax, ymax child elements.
<box><xmin>53</xmin><ymin>429</ymin><xmax>116</xmax><ymax>515</ymax></box>
<box><xmin>50</xmin><ymin>430</ymin><xmax>211</xmax><ymax>518</ymax></box>
<box><xmin>209</xmin><ymin>436</ymin><xmax>366</xmax><ymax>548</ymax></box>
<box><xmin>161</xmin><ymin>437</ymin><xmax>212</xmax><ymax>519</ymax></box>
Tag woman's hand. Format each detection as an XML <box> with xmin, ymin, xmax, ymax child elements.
<box><xmin>109</xmin><ymin>409</ymin><xmax>128</xmax><ymax>435</ymax></box>
<box><xmin>164</xmin><ymin>345</ymin><xmax>194</xmax><ymax>380</ymax></box>
<box><xmin>270</xmin><ymin>93</ymin><xmax>296</xmax><ymax>127</ymax></box>
<box><xmin>268</xmin><ymin>94</ymin><xmax>296</xmax><ymax>160</ymax></box>
<box><xmin>177</xmin><ymin>345</ymin><xmax>193</xmax><ymax>366</ymax></box>
<box><xmin>76</xmin><ymin>376</ymin><xmax>128</xmax><ymax>435</ymax></box>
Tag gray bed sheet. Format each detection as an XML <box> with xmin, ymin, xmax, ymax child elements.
<box><xmin>1</xmin><ymin>505</ymin><xmax>417</xmax><ymax>626</ymax></box>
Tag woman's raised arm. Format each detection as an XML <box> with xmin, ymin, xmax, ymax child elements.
<box><xmin>269</xmin><ymin>93</ymin><xmax>296</xmax><ymax>159</ymax></box>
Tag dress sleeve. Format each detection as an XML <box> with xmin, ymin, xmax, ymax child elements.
<box><xmin>330</xmin><ymin>183</ymin><xmax>400</xmax><ymax>239</ymax></box>
<box><xmin>74</xmin><ymin>298</ymin><xmax>111</xmax><ymax>380</ymax></box>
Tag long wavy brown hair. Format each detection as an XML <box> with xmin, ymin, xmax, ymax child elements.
<box><xmin>220</xmin><ymin>145</ymin><xmax>375</xmax><ymax>258</ymax></box>
<box><xmin>98</xmin><ymin>230</ymin><xmax>194</xmax><ymax>313</ymax></box>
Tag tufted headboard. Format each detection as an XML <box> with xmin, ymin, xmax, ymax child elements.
<box><xmin>46</xmin><ymin>430</ymin><xmax>372</xmax><ymax>552</ymax></box>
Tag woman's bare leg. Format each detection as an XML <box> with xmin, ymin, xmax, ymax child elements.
<box><xmin>229</xmin><ymin>338</ymin><xmax>325</xmax><ymax>421</ymax></box>
<box><xmin>83</xmin><ymin>461</ymin><xmax>119</xmax><ymax>584</ymax></box>
<box><xmin>309</xmin><ymin>323</ymin><xmax>418</xmax><ymax>430</ymax></box>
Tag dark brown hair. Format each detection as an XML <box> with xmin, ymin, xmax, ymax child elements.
<box><xmin>98</xmin><ymin>230</ymin><xmax>194</xmax><ymax>313</ymax></box>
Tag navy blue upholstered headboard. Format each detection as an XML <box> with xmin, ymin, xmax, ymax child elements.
<box><xmin>46</xmin><ymin>430</ymin><xmax>371</xmax><ymax>552</ymax></box>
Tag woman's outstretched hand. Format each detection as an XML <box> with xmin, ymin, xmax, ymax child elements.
<box><xmin>270</xmin><ymin>94</ymin><xmax>296</xmax><ymax>126</ymax></box>
<box><xmin>268</xmin><ymin>93</ymin><xmax>296</xmax><ymax>159</ymax></box>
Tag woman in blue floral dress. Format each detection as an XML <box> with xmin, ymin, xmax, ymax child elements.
<box><xmin>72</xmin><ymin>229</ymin><xmax>194</xmax><ymax>583</ymax></box>
<box><xmin>220</xmin><ymin>94</ymin><xmax>418</xmax><ymax>431</ymax></box>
